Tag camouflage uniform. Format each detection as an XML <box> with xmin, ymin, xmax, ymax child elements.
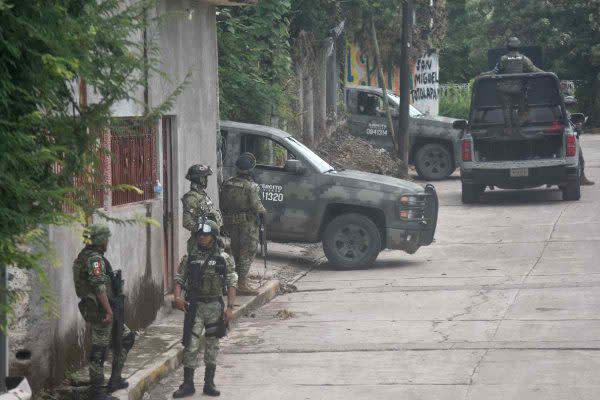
<box><xmin>173</xmin><ymin>220</ymin><xmax>237</xmax><ymax>398</ymax></box>
<box><xmin>220</xmin><ymin>153</ymin><xmax>266</xmax><ymax>292</ymax></box>
<box><xmin>488</xmin><ymin>37</ymin><xmax>543</xmax><ymax>134</ymax></box>
<box><xmin>182</xmin><ymin>165</ymin><xmax>223</xmax><ymax>254</ymax></box>
<box><xmin>73</xmin><ymin>225</ymin><xmax>135</xmax><ymax>399</ymax></box>
<box><xmin>175</xmin><ymin>248</ymin><xmax>236</xmax><ymax>369</ymax></box>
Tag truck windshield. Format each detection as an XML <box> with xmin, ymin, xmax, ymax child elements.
<box><xmin>285</xmin><ymin>137</ymin><xmax>335</xmax><ymax>173</ymax></box>
<box><xmin>386</xmin><ymin>93</ymin><xmax>423</xmax><ymax>117</ymax></box>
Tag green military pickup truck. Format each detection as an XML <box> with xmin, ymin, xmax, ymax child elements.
<box><xmin>345</xmin><ymin>86</ymin><xmax>461</xmax><ymax>181</ymax></box>
<box><xmin>220</xmin><ymin>121</ymin><xmax>439</xmax><ymax>269</ymax></box>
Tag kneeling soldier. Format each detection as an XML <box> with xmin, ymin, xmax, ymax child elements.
<box><xmin>72</xmin><ymin>224</ymin><xmax>135</xmax><ymax>400</ymax></box>
<box><xmin>173</xmin><ymin>219</ymin><xmax>238</xmax><ymax>398</ymax></box>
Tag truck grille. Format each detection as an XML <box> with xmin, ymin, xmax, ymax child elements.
<box><xmin>420</xmin><ymin>184</ymin><xmax>438</xmax><ymax>245</ymax></box>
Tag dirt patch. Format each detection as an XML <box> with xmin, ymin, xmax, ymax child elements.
<box><xmin>274</xmin><ymin>309</ymin><xmax>296</xmax><ymax>320</ymax></box>
<box><xmin>315</xmin><ymin>126</ymin><xmax>408</xmax><ymax>179</ymax></box>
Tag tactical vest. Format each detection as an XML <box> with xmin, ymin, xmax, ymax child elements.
<box><xmin>183</xmin><ymin>189</ymin><xmax>223</xmax><ymax>227</ymax></box>
<box><xmin>73</xmin><ymin>247</ymin><xmax>113</xmax><ymax>298</ymax></box>
<box><xmin>501</xmin><ymin>52</ymin><xmax>527</xmax><ymax>74</ymax></box>
<box><xmin>184</xmin><ymin>249</ymin><xmax>227</xmax><ymax>298</ymax></box>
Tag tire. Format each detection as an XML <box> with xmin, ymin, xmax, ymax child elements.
<box><xmin>322</xmin><ymin>213</ymin><xmax>382</xmax><ymax>269</ymax></box>
<box><xmin>414</xmin><ymin>143</ymin><xmax>455</xmax><ymax>181</ymax></box>
<box><xmin>461</xmin><ymin>180</ymin><xmax>484</xmax><ymax>203</ymax></box>
<box><xmin>562</xmin><ymin>172</ymin><xmax>581</xmax><ymax>201</ymax></box>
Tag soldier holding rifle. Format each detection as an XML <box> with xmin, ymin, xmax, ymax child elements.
<box><xmin>72</xmin><ymin>224</ymin><xmax>135</xmax><ymax>400</ymax></box>
<box><xmin>172</xmin><ymin>219</ymin><xmax>237</xmax><ymax>398</ymax></box>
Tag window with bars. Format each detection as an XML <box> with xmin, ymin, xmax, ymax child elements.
<box><xmin>110</xmin><ymin>118</ymin><xmax>158</xmax><ymax>206</ymax></box>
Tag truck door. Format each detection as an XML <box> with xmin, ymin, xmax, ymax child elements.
<box><xmin>347</xmin><ymin>89</ymin><xmax>393</xmax><ymax>150</ymax></box>
<box><xmin>239</xmin><ymin>133</ymin><xmax>317</xmax><ymax>240</ymax></box>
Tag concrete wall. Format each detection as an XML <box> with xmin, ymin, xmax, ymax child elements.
<box><xmin>8</xmin><ymin>0</ymin><xmax>221</xmax><ymax>391</ymax></box>
<box><xmin>149</xmin><ymin>0</ymin><xmax>220</xmax><ymax>263</ymax></box>
<box><xmin>9</xmin><ymin>201</ymin><xmax>164</xmax><ymax>390</ymax></box>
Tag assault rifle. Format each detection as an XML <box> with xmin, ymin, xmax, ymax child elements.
<box><xmin>110</xmin><ymin>269</ymin><xmax>125</xmax><ymax>379</ymax></box>
<box><xmin>258</xmin><ymin>214</ymin><xmax>267</xmax><ymax>275</ymax></box>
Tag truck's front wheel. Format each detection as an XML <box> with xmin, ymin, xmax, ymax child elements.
<box><xmin>323</xmin><ymin>213</ymin><xmax>382</xmax><ymax>269</ymax></box>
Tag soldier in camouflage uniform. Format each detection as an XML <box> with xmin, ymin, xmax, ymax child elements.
<box><xmin>220</xmin><ymin>153</ymin><xmax>266</xmax><ymax>296</ymax></box>
<box><xmin>182</xmin><ymin>164</ymin><xmax>223</xmax><ymax>254</ymax></box>
<box><xmin>485</xmin><ymin>37</ymin><xmax>543</xmax><ymax>135</ymax></box>
<box><xmin>173</xmin><ymin>220</ymin><xmax>238</xmax><ymax>398</ymax></box>
<box><xmin>72</xmin><ymin>225</ymin><xmax>135</xmax><ymax>400</ymax></box>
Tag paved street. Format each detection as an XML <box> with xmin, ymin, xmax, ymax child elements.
<box><xmin>150</xmin><ymin>135</ymin><xmax>600</xmax><ymax>400</ymax></box>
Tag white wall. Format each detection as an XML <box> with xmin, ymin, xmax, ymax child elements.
<box><xmin>149</xmin><ymin>0</ymin><xmax>220</xmax><ymax>262</ymax></box>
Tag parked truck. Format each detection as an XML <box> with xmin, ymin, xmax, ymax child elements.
<box><xmin>453</xmin><ymin>72</ymin><xmax>584</xmax><ymax>203</ymax></box>
<box><xmin>220</xmin><ymin>121</ymin><xmax>439</xmax><ymax>269</ymax></box>
<box><xmin>345</xmin><ymin>86</ymin><xmax>461</xmax><ymax>181</ymax></box>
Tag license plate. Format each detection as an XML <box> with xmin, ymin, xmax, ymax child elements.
<box><xmin>510</xmin><ymin>168</ymin><xmax>529</xmax><ymax>177</ymax></box>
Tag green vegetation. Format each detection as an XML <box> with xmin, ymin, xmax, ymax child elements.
<box><xmin>441</xmin><ymin>0</ymin><xmax>600</xmax><ymax>125</ymax></box>
<box><xmin>0</xmin><ymin>0</ymin><xmax>176</xmax><ymax>326</ymax></box>
<box><xmin>217</xmin><ymin>0</ymin><xmax>293</xmax><ymax>125</ymax></box>
<box><xmin>439</xmin><ymin>84</ymin><xmax>471</xmax><ymax>120</ymax></box>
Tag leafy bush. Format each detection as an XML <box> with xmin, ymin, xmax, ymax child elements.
<box><xmin>439</xmin><ymin>83</ymin><xmax>471</xmax><ymax>119</ymax></box>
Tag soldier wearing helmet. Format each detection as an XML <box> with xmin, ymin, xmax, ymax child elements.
<box><xmin>173</xmin><ymin>220</ymin><xmax>237</xmax><ymax>398</ymax></box>
<box><xmin>72</xmin><ymin>224</ymin><xmax>135</xmax><ymax>400</ymax></box>
<box><xmin>182</xmin><ymin>164</ymin><xmax>223</xmax><ymax>254</ymax></box>
<box><xmin>484</xmin><ymin>36</ymin><xmax>544</xmax><ymax>135</ymax></box>
<box><xmin>220</xmin><ymin>153</ymin><xmax>266</xmax><ymax>295</ymax></box>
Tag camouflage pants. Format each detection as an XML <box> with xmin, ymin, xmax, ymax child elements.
<box><xmin>227</xmin><ymin>222</ymin><xmax>259</xmax><ymax>281</ymax></box>
<box><xmin>182</xmin><ymin>301</ymin><xmax>222</xmax><ymax>369</ymax></box>
<box><xmin>89</xmin><ymin>322</ymin><xmax>132</xmax><ymax>385</ymax></box>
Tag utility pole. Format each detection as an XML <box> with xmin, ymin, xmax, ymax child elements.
<box><xmin>370</xmin><ymin>17</ymin><xmax>398</xmax><ymax>154</ymax></box>
<box><xmin>1</xmin><ymin>265</ymin><xmax>7</xmax><ymax>394</ymax></box>
<box><xmin>399</xmin><ymin>0</ymin><xmax>413</xmax><ymax>176</ymax></box>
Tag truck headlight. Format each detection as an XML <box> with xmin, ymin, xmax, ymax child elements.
<box><xmin>400</xmin><ymin>195</ymin><xmax>418</xmax><ymax>205</ymax></box>
<box><xmin>399</xmin><ymin>209</ymin><xmax>420</xmax><ymax>219</ymax></box>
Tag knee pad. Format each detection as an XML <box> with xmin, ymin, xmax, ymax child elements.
<box><xmin>122</xmin><ymin>331</ymin><xmax>136</xmax><ymax>351</ymax></box>
<box><xmin>90</xmin><ymin>344</ymin><xmax>107</xmax><ymax>364</ymax></box>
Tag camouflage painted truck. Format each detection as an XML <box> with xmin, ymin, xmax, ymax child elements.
<box><xmin>345</xmin><ymin>86</ymin><xmax>461</xmax><ymax>181</ymax></box>
<box><xmin>220</xmin><ymin>121</ymin><xmax>439</xmax><ymax>269</ymax></box>
<box><xmin>453</xmin><ymin>72</ymin><xmax>584</xmax><ymax>203</ymax></box>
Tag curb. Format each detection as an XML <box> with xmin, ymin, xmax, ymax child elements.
<box><xmin>116</xmin><ymin>279</ymin><xmax>281</xmax><ymax>400</ymax></box>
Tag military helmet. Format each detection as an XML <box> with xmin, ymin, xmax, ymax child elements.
<box><xmin>198</xmin><ymin>219</ymin><xmax>220</xmax><ymax>237</ymax></box>
<box><xmin>506</xmin><ymin>37</ymin><xmax>521</xmax><ymax>50</ymax></box>
<box><xmin>185</xmin><ymin>164</ymin><xmax>213</xmax><ymax>182</ymax></box>
<box><xmin>85</xmin><ymin>224</ymin><xmax>111</xmax><ymax>246</ymax></box>
<box><xmin>235</xmin><ymin>152</ymin><xmax>256</xmax><ymax>172</ymax></box>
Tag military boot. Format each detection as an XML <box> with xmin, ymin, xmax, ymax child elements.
<box><xmin>173</xmin><ymin>368</ymin><xmax>195</xmax><ymax>398</ymax></box>
<box><xmin>106</xmin><ymin>377</ymin><xmax>129</xmax><ymax>393</ymax></box>
<box><xmin>581</xmin><ymin>175</ymin><xmax>595</xmax><ymax>186</ymax></box>
<box><xmin>89</xmin><ymin>384</ymin><xmax>118</xmax><ymax>400</ymax></box>
<box><xmin>237</xmin><ymin>279</ymin><xmax>258</xmax><ymax>296</ymax></box>
<box><xmin>203</xmin><ymin>365</ymin><xmax>220</xmax><ymax>397</ymax></box>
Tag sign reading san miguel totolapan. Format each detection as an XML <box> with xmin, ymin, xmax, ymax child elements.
<box><xmin>411</xmin><ymin>52</ymin><xmax>439</xmax><ymax>116</ymax></box>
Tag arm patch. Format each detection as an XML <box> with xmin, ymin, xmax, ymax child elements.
<box><xmin>88</xmin><ymin>257</ymin><xmax>105</xmax><ymax>277</ymax></box>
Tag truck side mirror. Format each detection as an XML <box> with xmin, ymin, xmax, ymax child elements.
<box><xmin>452</xmin><ymin>120</ymin><xmax>468</xmax><ymax>130</ymax></box>
<box><xmin>284</xmin><ymin>159</ymin><xmax>306</xmax><ymax>175</ymax></box>
<box><xmin>570</xmin><ymin>113</ymin><xmax>586</xmax><ymax>125</ymax></box>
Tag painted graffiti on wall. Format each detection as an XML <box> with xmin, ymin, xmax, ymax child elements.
<box><xmin>346</xmin><ymin>43</ymin><xmax>401</xmax><ymax>94</ymax></box>
<box><xmin>411</xmin><ymin>52</ymin><xmax>439</xmax><ymax>115</ymax></box>
<box><xmin>346</xmin><ymin>44</ymin><xmax>440</xmax><ymax>115</ymax></box>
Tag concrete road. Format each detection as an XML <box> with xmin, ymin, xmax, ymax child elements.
<box><xmin>149</xmin><ymin>135</ymin><xmax>600</xmax><ymax>399</ymax></box>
